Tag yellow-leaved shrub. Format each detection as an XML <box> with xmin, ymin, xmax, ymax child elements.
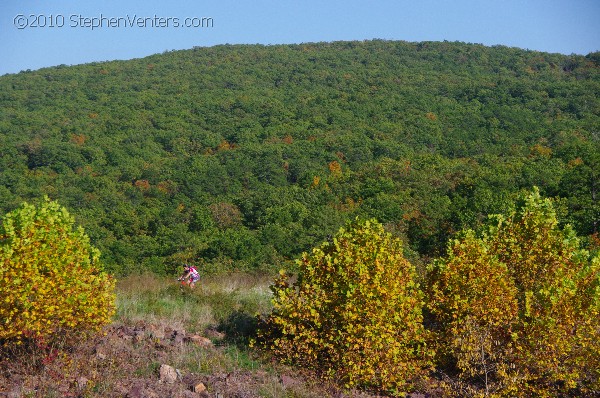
<box><xmin>427</xmin><ymin>231</ymin><xmax>520</xmax><ymax>397</ymax></box>
<box><xmin>256</xmin><ymin>218</ymin><xmax>433</xmax><ymax>395</ymax></box>
<box><xmin>428</xmin><ymin>189</ymin><xmax>600</xmax><ymax>397</ymax></box>
<box><xmin>0</xmin><ymin>198</ymin><xmax>115</xmax><ymax>346</ymax></box>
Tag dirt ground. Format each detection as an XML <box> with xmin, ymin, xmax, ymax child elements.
<box><xmin>1</xmin><ymin>321</ymin><xmax>430</xmax><ymax>398</ymax></box>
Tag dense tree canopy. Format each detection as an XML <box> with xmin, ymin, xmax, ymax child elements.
<box><xmin>0</xmin><ymin>40</ymin><xmax>598</xmax><ymax>274</ymax></box>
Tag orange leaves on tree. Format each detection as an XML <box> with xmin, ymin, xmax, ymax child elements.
<box><xmin>133</xmin><ymin>179</ymin><xmax>151</xmax><ymax>191</ymax></box>
<box><xmin>69</xmin><ymin>133</ymin><xmax>87</xmax><ymax>146</ymax></box>
<box><xmin>425</xmin><ymin>112</ymin><xmax>437</xmax><ymax>121</ymax></box>
<box><xmin>217</xmin><ymin>140</ymin><xmax>237</xmax><ymax>151</ymax></box>
<box><xmin>310</xmin><ymin>175</ymin><xmax>321</xmax><ymax>188</ymax></box>
<box><xmin>328</xmin><ymin>160</ymin><xmax>342</xmax><ymax>178</ymax></box>
<box><xmin>529</xmin><ymin>143</ymin><xmax>552</xmax><ymax>159</ymax></box>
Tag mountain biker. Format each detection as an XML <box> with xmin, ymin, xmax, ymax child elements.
<box><xmin>178</xmin><ymin>264</ymin><xmax>200</xmax><ymax>289</ymax></box>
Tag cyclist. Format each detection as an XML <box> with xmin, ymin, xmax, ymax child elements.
<box><xmin>178</xmin><ymin>264</ymin><xmax>200</xmax><ymax>289</ymax></box>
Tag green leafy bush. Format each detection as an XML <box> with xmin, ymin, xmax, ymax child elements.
<box><xmin>257</xmin><ymin>218</ymin><xmax>433</xmax><ymax>395</ymax></box>
<box><xmin>428</xmin><ymin>189</ymin><xmax>600</xmax><ymax>396</ymax></box>
<box><xmin>0</xmin><ymin>198</ymin><xmax>115</xmax><ymax>346</ymax></box>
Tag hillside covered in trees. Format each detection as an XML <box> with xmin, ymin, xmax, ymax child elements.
<box><xmin>1</xmin><ymin>40</ymin><xmax>599</xmax><ymax>275</ymax></box>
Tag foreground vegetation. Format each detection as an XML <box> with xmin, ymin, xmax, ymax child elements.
<box><xmin>257</xmin><ymin>219</ymin><xmax>433</xmax><ymax>394</ymax></box>
<box><xmin>1</xmin><ymin>272</ymin><xmax>372</xmax><ymax>398</ymax></box>
<box><xmin>0</xmin><ymin>199</ymin><xmax>115</xmax><ymax>352</ymax></box>
<box><xmin>256</xmin><ymin>192</ymin><xmax>599</xmax><ymax>396</ymax></box>
<box><xmin>2</xmin><ymin>193</ymin><xmax>598</xmax><ymax>396</ymax></box>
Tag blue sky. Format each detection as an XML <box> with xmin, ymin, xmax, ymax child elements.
<box><xmin>1</xmin><ymin>0</ymin><xmax>599</xmax><ymax>75</ymax></box>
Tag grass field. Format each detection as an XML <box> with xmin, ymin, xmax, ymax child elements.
<box><xmin>116</xmin><ymin>272</ymin><xmax>274</xmax><ymax>334</ymax></box>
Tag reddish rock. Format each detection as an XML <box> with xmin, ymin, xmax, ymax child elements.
<box><xmin>76</xmin><ymin>376</ymin><xmax>89</xmax><ymax>390</ymax></box>
<box><xmin>148</xmin><ymin>325</ymin><xmax>166</xmax><ymax>340</ymax></box>
<box><xmin>193</xmin><ymin>381</ymin><xmax>207</xmax><ymax>393</ymax></box>
<box><xmin>188</xmin><ymin>335</ymin><xmax>213</xmax><ymax>347</ymax></box>
<box><xmin>205</xmin><ymin>328</ymin><xmax>225</xmax><ymax>340</ymax></box>
<box><xmin>159</xmin><ymin>364</ymin><xmax>178</xmax><ymax>384</ymax></box>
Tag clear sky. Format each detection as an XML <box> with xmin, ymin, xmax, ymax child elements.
<box><xmin>1</xmin><ymin>0</ymin><xmax>599</xmax><ymax>76</ymax></box>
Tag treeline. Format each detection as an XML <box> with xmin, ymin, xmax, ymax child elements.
<box><xmin>0</xmin><ymin>40</ymin><xmax>598</xmax><ymax>274</ymax></box>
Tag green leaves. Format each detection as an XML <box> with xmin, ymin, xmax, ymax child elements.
<box><xmin>1</xmin><ymin>41</ymin><xmax>598</xmax><ymax>274</ymax></box>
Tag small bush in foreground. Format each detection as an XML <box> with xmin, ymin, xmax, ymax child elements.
<box><xmin>257</xmin><ymin>218</ymin><xmax>433</xmax><ymax>395</ymax></box>
<box><xmin>0</xmin><ymin>198</ymin><xmax>115</xmax><ymax>351</ymax></box>
<box><xmin>428</xmin><ymin>189</ymin><xmax>600</xmax><ymax>396</ymax></box>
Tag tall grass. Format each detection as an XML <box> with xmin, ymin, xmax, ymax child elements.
<box><xmin>115</xmin><ymin>272</ymin><xmax>274</xmax><ymax>334</ymax></box>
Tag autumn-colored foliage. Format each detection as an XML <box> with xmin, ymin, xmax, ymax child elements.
<box><xmin>69</xmin><ymin>133</ymin><xmax>87</xmax><ymax>146</ymax></box>
<box><xmin>425</xmin><ymin>112</ymin><xmax>437</xmax><ymax>121</ymax></box>
<box><xmin>328</xmin><ymin>160</ymin><xmax>343</xmax><ymax>178</ymax></box>
<box><xmin>208</xmin><ymin>202</ymin><xmax>243</xmax><ymax>229</ymax></box>
<box><xmin>0</xmin><ymin>198</ymin><xmax>115</xmax><ymax>346</ymax></box>
<box><xmin>257</xmin><ymin>219</ymin><xmax>433</xmax><ymax>395</ymax></box>
<box><xmin>529</xmin><ymin>143</ymin><xmax>552</xmax><ymax>158</ymax></box>
<box><xmin>427</xmin><ymin>232</ymin><xmax>520</xmax><ymax>396</ymax></box>
<box><xmin>134</xmin><ymin>179</ymin><xmax>151</xmax><ymax>190</ymax></box>
<box><xmin>428</xmin><ymin>189</ymin><xmax>600</xmax><ymax>396</ymax></box>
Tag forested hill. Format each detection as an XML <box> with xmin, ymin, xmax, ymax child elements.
<box><xmin>1</xmin><ymin>40</ymin><xmax>599</xmax><ymax>275</ymax></box>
